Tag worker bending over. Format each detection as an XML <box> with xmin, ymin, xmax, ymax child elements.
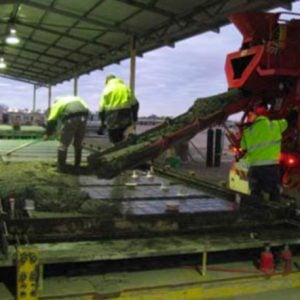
<box><xmin>241</xmin><ymin>105</ymin><xmax>287</xmax><ymax>201</ymax></box>
<box><xmin>45</xmin><ymin>95</ymin><xmax>89</xmax><ymax>171</ymax></box>
<box><xmin>98</xmin><ymin>74</ymin><xmax>139</xmax><ymax>144</ymax></box>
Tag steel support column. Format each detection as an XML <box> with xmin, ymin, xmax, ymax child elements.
<box><xmin>48</xmin><ymin>85</ymin><xmax>52</xmax><ymax>109</ymax></box>
<box><xmin>130</xmin><ymin>36</ymin><xmax>136</xmax><ymax>94</ymax></box>
<box><xmin>74</xmin><ymin>74</ymin><xmax>78</xmax><ymax>96</ymax></box>
<box><xmin>33</xmin><ymin>84</ymin><xmax>37</xmax><ymax>113</ymax></box>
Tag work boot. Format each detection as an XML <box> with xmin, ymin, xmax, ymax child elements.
<box><xmin>74</xmin><ymin>148</ymin><xmax>82</xmax><ymax>168</ymax></box>
<box><xmin>57</xmin><ymin>150</ymin><xmax>67</xmax><ymax>172</ymax></box>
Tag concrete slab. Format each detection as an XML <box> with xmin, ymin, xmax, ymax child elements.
<box><xmin>0</xmin><ymin>139</ymin><xmax>90</xmax><ymax>162</ymax></box>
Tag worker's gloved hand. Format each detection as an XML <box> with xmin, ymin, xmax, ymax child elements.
<box><xmin>97</xmin><ymin>124</ymin><xmax>106</xmax><ymax>135</ymax></box>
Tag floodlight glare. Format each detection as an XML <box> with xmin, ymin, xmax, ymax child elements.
<box><xmin>0</xmin><ymin>57</ymin><xmax>7</xmax><ymax>69</ymax></box>
<box><xmin>5</xmin><ymin>28</ymin><xmax>20</xmax><ymax>45</ymax></box>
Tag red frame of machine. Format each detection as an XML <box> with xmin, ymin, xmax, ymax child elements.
<box><xmin>225</xmin><ymin>11</ymin><xmax>300</xmax><ymax>188</ymax></box>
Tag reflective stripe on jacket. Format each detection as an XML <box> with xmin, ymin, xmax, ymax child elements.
<box><xmin>241</xmin><ymin>116</ymin><xmax>287</xmax><ymax>166</ymax></box>
<box><xmin>99</xmin><ymin>78</ymin><xmax>137</xmax><ymax>112</ymax></box>
<box><xmin>48</xmin><ymin>96</ymin><xmax>89</xmax><ymax>121</ymax></box>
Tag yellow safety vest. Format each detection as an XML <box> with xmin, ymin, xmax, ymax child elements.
<box><xmin>48</xmin><ymin>96</ymin><xmax>88</xmax><ymax>121</ymax></box>
<box><xmin>241</xmin><ymin>116</ymin><xmax>287</xmax><ymax>166</ymax></box>
<box><xmin>99</xmin><ymin>78</ymin><xmax>136</xmax><ymax>111</ymax></box>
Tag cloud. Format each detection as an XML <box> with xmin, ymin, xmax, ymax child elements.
<box><xmin>0</xmin><ymin>82</ymin><xmax>12</xmax><ymax>88</ymax></box>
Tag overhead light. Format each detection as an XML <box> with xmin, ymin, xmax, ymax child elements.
<box><xmin>0</xmin><ymin>57</ymin><xmax>7</xmax><ymax>69</ymax></box>
<box><xmin>5</xmin><ymin>28</ymin><xmax>20</xmax><ymax>45</ymax></box>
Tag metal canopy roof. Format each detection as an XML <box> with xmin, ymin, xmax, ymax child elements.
<box><xmin>0</xmin><ymin>0</ymin><xmax>294</xmax><ymax>86</ymax></box>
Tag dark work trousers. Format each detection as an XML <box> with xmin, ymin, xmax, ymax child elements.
<box><xmin>108</xmin><ymin>127</ymin><xmax>128</xmax><ymax>144</ymax></box>
<box><xmin>248</xmin><ymin>164</ymin><xmax>281</xmax><ymax>201</ymax></box>
<box><xmin>59</xmin><ymin>116</ymin><xmax>87</xmax><ymax>151</ymax></box>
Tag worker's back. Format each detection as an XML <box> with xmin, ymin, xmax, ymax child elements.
<box><xmin>241</xmin><ymin>116</ymin><xmax>287</xmax><ymax>166</ymax></box>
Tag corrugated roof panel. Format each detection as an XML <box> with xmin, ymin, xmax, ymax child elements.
<box><xmin>47</xmin><ymin>65</ymin><xmax>66</xmax><ymax>73</ymax></box>
<box><xmin>99</xmin><ymin>32</ymin><xmax>129</xmax><ymax>45</ymax></box>
<box><xmin>69</xmin><ymin>26</ymin><xmax>105</xmax><ymax>40</ymax></box>
<box><xmin>17</xmin><ymin>24</ymin><xmax>35</xmax><ymax>36</ymax></box>
<box><xmin>0</xmin><ymin>28</ymin><xmax>6</xmax><ymax>37</ymax></box>
<box><xmin>0</xmin><ymin>4</ymin><xmax>13</xmax><ymax>19</ymax></box>
<box><xmin>20</xmin><ymin>51</ymin><xmax>40</xmax><ymax>60</ymax></box>
<box><xmin>125</xmin><ymin>11</ymin><xmax>168</xmax><ymax>31</ymax></box>
<box><xmin>25</xmin><ymin>42</ymin><xmax>49</xmax><ymax>53</ymax></box>
<box><xmin>55</xmin><ymin>0</ymin><xmax>101</xmax><ymax>15</ymax></box>
<box><xmin>45</xmin><ymin>47</ymin><xmax>70</xmax><ymax>58</ymax></box>
<box><xmin>42</xmin><ymin>12</ymin><xmax>78</xmax><ymax>33</ymax></box>
<box><xmin>89</xmin><ymin>0</ymin><xmax>139</xmax><ymax>24</ymax></box>
<box><xmin>4</xmin><ymin>47</ymin><xmax>19</xmax><ymax>56</ymax></box>
<box><xmin>38</xmin><ymin>55</ymin><xmax>59</xmax><ymax>65</ymax></box>
<box><xmin>57</xmin><ymin>36</ymin><xmax>85</xmax><ymax>50</ymax></box>
<box><xmin>156</xmin><ymin>0</ymin><xmax>202</xmax><ymax>14</ymax></box>
<box><xmin>32</xmin><ymin>29</ymin><xmax>60</xmax><ymax>44</ymax></box>
<box><xmin>68</xmin><ymin>52</ymin><xmax>87</xmax><ymax>63</ymax></box>
<box><xmin>57</xmin><ymin>60</ymin><xmax>75</xmax><ymax>69</ymax></box>
<box><xmin>15</xmin><ymin>57</ymin><xmax>36</xmax><ymax>66</ymax></box>
<box><xmin>24</xmin><ymin>66</ymin><xmax>52</xmax><ymax>76</ymax></box>
<box><xmin>80</xmin><ymin>44</ymin><xmax>105</xmax><ymax>55</ymax></box>
<box><xmin>29</xmin><ymin>0</ymin><xmax>53</xmax><ymax>5</ymax></box>
<box><xmin>18</xmin><ymin>4</ymin><xmax>46</xmax><ymax>23</ymax></box>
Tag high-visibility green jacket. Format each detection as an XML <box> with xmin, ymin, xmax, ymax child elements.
<box><xmin>99</xmin><ymin>78</ymin><xmax>138</xmax><ymax>129</ymax></box>
<box><xmin>48</xmin><ymin>96</ymin><xmax>88</xmax><ymax>121</ymax></box>
<box><xmin>241</xmin><ymin>116</ymin><xmax>287</xmax><ymax>166</ymax></box>
<box><xmin>100</xmin><ymin>78</ymin><xmax>136</xmax><ymax>111</ymax></box>
<box><xmin>46</xmin><ymin>96</ymin><xmax>89</xmax><ymax>135</ymax></box>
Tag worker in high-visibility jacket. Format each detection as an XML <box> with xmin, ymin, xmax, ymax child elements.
<box><xmin>98</xmin><ymin>75</ymin><xmax>139</xmax><ymax>144</ymax></box>
<box><xmin>240</xmin><ymin>105</ymin><xmax>287</xmax><ymax>201</ymax></box>
<box><xmin>45</xmin><ymin>95</ymin><xmax>89</xmax><ymax>171</ymax></box>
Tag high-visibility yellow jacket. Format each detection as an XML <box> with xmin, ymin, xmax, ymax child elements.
<box><xmin>100</xmin><ymin>78</ymin><xmax>136</xmax><ymax>111</ymax></box>
<box><xmin>46</xmin><ymin>96</ymin><xmax>89</xmax><ymax>135</ymax></box>
<box><xmin>99</xmin><ymin>78</ymin><xmax>138</xmax><ymax>129</ymax></box>
<box><xmin>241</xmin><ymin>116</ymin><xmax>287</xmax><ymax>166</ymax></box>
<box><xmin>48</xmin><ymin>96</ymin><xmax>88</xmax><ymax>121</ymax></box>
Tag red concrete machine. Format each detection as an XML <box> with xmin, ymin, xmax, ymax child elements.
<box><xmin>225</xmin><ymin>12</ymin><xmax>300</xmax><ymax>193</ymax></box>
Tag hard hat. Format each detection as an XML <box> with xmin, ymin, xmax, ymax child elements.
<box><xmin>105</xmin><ymin>74</ymin><xmax>116</xmax><ymax>84</ymax></box>
<box><xmin>255</xmin><ymin>106</ymin><xmax>269</xmax><ymax>117</ymax></box>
